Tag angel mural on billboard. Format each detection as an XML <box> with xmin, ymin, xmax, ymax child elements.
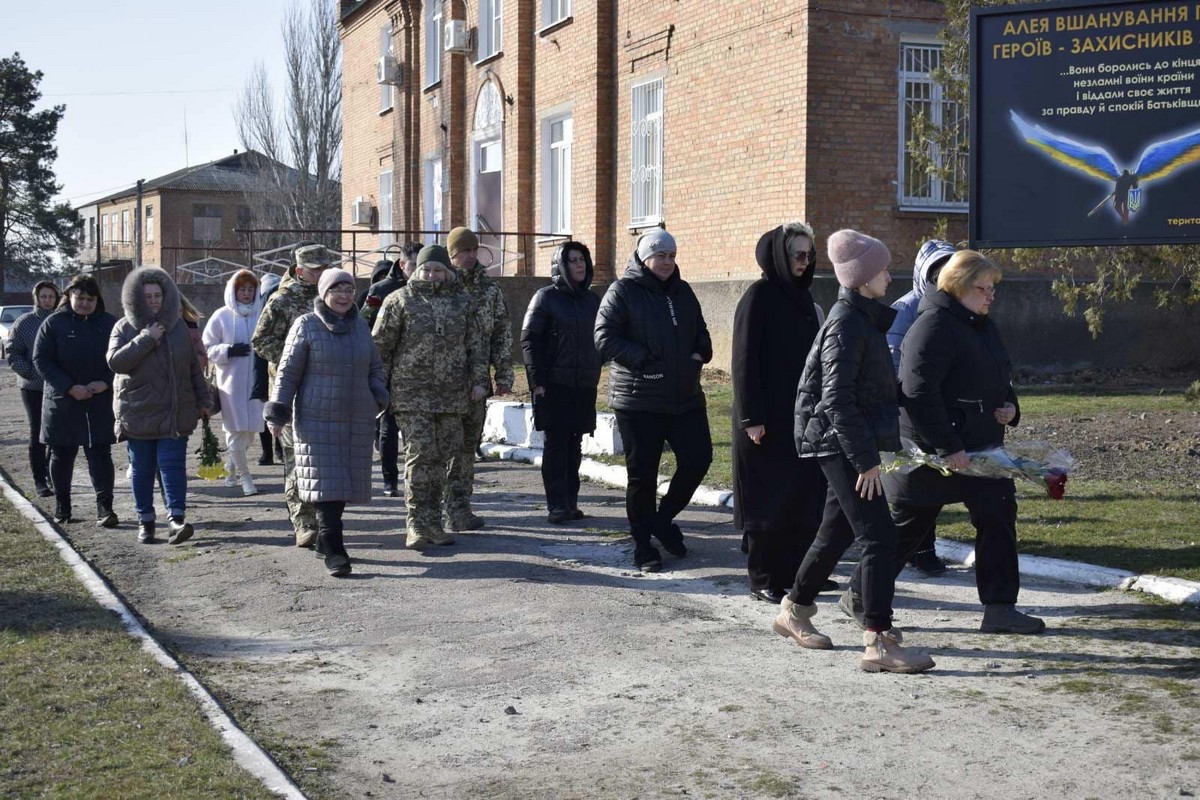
<box><xmin>1010</xmin><ymin>110</ymin><xmax>1200</xmax><ymax>224</ymax></box>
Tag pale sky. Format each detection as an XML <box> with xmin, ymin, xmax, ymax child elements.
<box><xmin>2</xmin><ymin>0</ymin><xmax>296</xmax><ymax>209</ymax></box>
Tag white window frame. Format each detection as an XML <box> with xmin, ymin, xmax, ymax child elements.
<box><xmin>379</xmin><ymin>170</ymin><xmax>394</xmax><ymax>249</ymax></box>
<box><xmin>120</xmin><ymin>209</ymin><xmax>130</xmax><ymax>243</ymax></box>
<box><xmin>425</xmin><ymin>1</ymin><xmax>443</xmax><ymax>87</ymax></box>
<box><xmin>542</xmin><ymin>0</ymin><xmax>571</xmax><ymax>28</ymax></box>
<box><xmin>379</xmin><ymin>24</ymin><xmax>395</xmax><ymax>112</ymax></box>
<box><xmin>145</xmin><ymin>205</ymin><xmax>154</xmax><ymax>243</ymax></box>
<box><xmin>423</xmin><ymin>157</ymin><xmax>443</xmax><ymax>245</ymax></box>
<box><xmin>478</xmin><ymin>0</ymin><xmax>502</xmax><ymax>60</ymax></box>
<box><xmin>101</xmin><ymin>214</ymin><xmax>109</xmax><ymax>244</ymax></box>
<box><xmin>630</xmin><ymin>76</ymin><xmax>664</xmax><ymax>228</ymax></box>
<box><xmin>542</xmin><ymin>112</ymin><xmax>573</xmax><ymax>235</ymax></box>
<box><xmin>897</xmin><ymin>39</ymin><xmax>968</xmax><ymax>212</ymax></box>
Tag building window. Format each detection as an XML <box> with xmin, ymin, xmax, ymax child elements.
<box><xmin>379</xmin><ymin>170</ymin><xmax>394</xmax><ymax>249</ymax></box>
<box><xmin>423</xmin><ymin>157</ymin><xmax>443</xmax><ymax>245</ymax></box>
<box><xmin>898</xmin><ymin>41</ymin><xmax>967</xmax><ymax>211</ymax></box>
<box><xmin>425</xmin><ymin>1</ymin><xmax>443</xmax><ymax>87</ymax></box>
<box><xmin>379</xmin><ymin>24</ymin><xmax>394</xmax><ymax>112</ymax></box>
<box><xmin>544</xmin><ymin>115</ymin><xmax>572</xmax><ymax>234</ymax></box>
<box><xmin>121</xmin><ymin>209</ymin><xmax>130</xmax><ymax>243</ymax></box>
<box><xmin>630</xmin><ymin>77</ymin><xmax>663</xmax><ymax>227</ymax></box>
<box><xmin>145</xmin><ymin>205</ymin><xmax>154</xmax><ymax>243</ymax></box>
<box><xmin>100</xmin><ymin>214</ymin><xmax>109</xmax><ymax>244</ymax></box>
<box><xmin>193</xmin><ymin>204</ymin><xmax>223</xmax><ymax>244</ymax></box>
<box><xmin>542</xmin><ymin>0</ymin><xmax>570</xmax><ymax>27</ymax></box>
<box><xmin>479</xmin><ymin>0</ymin><xmax>502</xmax><ymax>60</ymax></box>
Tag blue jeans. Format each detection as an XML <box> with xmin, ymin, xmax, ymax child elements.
<box><xmin>127</xmin><ymin>437</ymin><xmax>189</xmax><ymax>522</ymax></box>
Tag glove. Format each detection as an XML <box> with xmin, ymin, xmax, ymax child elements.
<box><xmin>228</xmin><ymin>343</ymin><xmax>251</xmax><ymax>358</ymax></box>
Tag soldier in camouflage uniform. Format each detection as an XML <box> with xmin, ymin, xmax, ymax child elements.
<box><xmin>251</xmin><ymin>244</ymin><xmax>333</xmax><ymax>547</ymax></box>
<box><xmin>372</xmin><ymin>245</ymin><xmax>487</xmax><ymax>549</ymax></box>
<box><xmin>444</xmin><ymin>227</ymin><xmax>515</xmax><ymax>531</ymax></box>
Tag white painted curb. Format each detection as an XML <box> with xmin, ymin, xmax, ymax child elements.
<box><xmin>0</xmin><ymin>478</ymin><xmax>306</xmax><ymax>800</ymax></box>
<box><xmin>480</xmin><ymin>443</ymin><xmax>1200</xmax><ymax>607</ymax></box>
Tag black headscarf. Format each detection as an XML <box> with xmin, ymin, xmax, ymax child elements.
<box><xmin>754</xmin><ymin>224</ymin><xmax>816</xmax><ymax>310</ymax></box>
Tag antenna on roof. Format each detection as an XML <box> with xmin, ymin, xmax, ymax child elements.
<box><xmin>183</xmin><ymin>107</ymin><xmax>190</xmax><ymax>167</ymax></box>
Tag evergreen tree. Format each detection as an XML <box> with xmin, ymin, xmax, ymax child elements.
<box><xmin>0</xmin><ymin>52</ymin><xmax>80</xmax><ymax>292</ymax></box>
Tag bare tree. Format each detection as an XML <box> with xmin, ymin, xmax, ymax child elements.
<box><xmin>235</xmin><ymin>0</ymin><xmax>342</xmax><ymax>250</ymax></box>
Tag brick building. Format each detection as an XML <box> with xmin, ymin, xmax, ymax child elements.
<box><xmin>76</xmin><ymin>150</ymin><xmax>314</xmax><ymax>286</ymax></box>
<box><xmin>339</xmin><ymin>0</ymin><xmax>965</xmax><ymax>282</ymax></box>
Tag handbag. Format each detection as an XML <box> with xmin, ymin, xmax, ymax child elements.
<box><xmin>205</xmin><ymin>365</ymin><xmax>222</xmax><ymax>416</ymax></box>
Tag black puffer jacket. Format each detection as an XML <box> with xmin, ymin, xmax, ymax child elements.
<box><xmin>898</xmin><ymin>289</ymin><xmax>1020</xmax><ymax>456</ymax></box>
<box><xmin>794</xmin><ymin>288</ymin><xmax>900</xmax><ymax>474</ymax></box>
<box><xmin>33</xmin><ymin>305</ymin><xmax>118</xmax><ymax>449</ymax></box>
<box><xmin>522</xmin><ymin>243</ymin><xmax>602</xmax><ymax>390</ymax></box>
<box><xmin>594</xmin><ymin>251</ymin><xmax>712</xmax><ymax>414</ymax></box>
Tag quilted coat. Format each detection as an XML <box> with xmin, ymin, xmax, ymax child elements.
<box><xmin>202</xmin><ymin>272</ymin><xmax>264</xmax><ymax>432</ymax></box>
<box><xmin>107</xmin><ymin>267</ymin><xmax>212</xmax><ymax>441</ymax></box>
<box><xmin>33</xmin><ymin>304</ymin><xmax>118</xmax><ymax>448</ymax></box>
<box><xmin>265</xmin><ymin>299</ymin><xmax>389</xmax><ymax>504</ymax></box>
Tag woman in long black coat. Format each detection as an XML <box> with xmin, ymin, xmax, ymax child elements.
<box><xmin>32</xmin><ymin>275</ymin><xmax>118</xmax><ymax>526</ymax></box>
<box><xmin>521</xmin><ymin>242</ymin><xmax>602</xmax><ymax>523</ymax></box>
<box><xmin>731</xmin><ymin>223</ymin><xmax>829</xmax><ymax>603</ymax></box>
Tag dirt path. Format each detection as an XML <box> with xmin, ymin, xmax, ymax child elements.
<box><xmin>2</xmin><ymin>374</ymin><xmax>1197</xmax><ymax>799</ymax></box>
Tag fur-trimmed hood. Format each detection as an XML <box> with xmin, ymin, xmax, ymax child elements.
<box><xmin>223</xmin><ymin>269</ymin><xmax>263</xmax><ymax>317</ymax></box>
<box><xmin>120</xmin><ymin>266</ymin><xmax>182</xmax><ymax>329</ymax></box>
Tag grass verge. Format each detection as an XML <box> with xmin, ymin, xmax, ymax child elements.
<box><xmin>0</xmin><ymin>495</ymin><xmax>276</xmax><ymax>799</ymax></box>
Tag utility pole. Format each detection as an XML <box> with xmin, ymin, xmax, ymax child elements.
<box><xmin>135</xmin><ymin>178</ymin><xmax>145</xmax><ymax>266</ymax></box>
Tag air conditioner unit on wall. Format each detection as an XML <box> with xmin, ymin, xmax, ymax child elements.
<box><xmin>377</xmin><ymin>56</ymin><xmax>402</xmax><ymax>86</ymax></box>
<box><xmin>350</xmin><ymin>197</ymin><xmax>374</xmax><ymax>227</ymax></box>
<box><xmin>444</xmin><ymin>19</ymin><xmax>473</xmax><ymax>55</ymax></box>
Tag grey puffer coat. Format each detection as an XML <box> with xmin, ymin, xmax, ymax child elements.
<box><xmin>265</xmin><ymin>300</ymin><xmax>389</xmax><ymax>504</ymax></box>
<box><xmin>107</xmin><ymin>267</ymin><xmax>213</xmax><ymax>441</ymax></box>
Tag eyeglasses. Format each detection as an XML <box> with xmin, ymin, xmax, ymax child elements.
<box><xmin>972</xmin><ymin>284</ymin><xmax>996</xmax><ymax>298</ymax></box>
<box><xmin>326</xmin><ymin>285</ymin><xmax>356</xmax><ymax>296</ymax></box>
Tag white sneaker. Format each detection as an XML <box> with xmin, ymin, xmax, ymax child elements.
<box><xmin>224</xmin><ymin>472</ymin><xmax>239</xmax><ymax>487</ymax></box>
<box><xmin>241</xmin><ymin>475</ymin><xmax>258</xmax><ymax>496</ymax></box>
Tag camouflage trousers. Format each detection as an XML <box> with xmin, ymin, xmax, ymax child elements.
<box><xmin>279</xmin><ymin>423</ymin><xmax>318</xmax><ymax>540</ymax></box>
<box><xmin>395</xmin><ymin>411</ymin><xmax>463</xmax><ymax>530</ymax></box>
<box><xmin>445</xmin><ymin>398</ymin><xmax>486</xmax><ymax>519</ymax></box>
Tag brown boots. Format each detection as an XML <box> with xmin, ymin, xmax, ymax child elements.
<box><xmin>773</xmin><ymin>596</ymin><xmax>935</xmax><ymax>673</ymax></box>
<box><xmin>772</xmin><ymin>597</ymin><xmax>833</xmax><ymax>650</ymax></box>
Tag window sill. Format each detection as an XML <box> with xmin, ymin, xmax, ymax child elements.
<box><xmin>538</xmin><ymin>16</ymin><xmax>573</xmax><ymax>37</ymax></box>
<box><xmin>378</xmin><ymin>106</ymin><xmax>394</xmax><ymax>117</ymax></box>
<box><xmin>536</xmin><ymin>234</ymin><xmax>571</xmax><ymax>247</ymax></box>
<box><xmin>895</xmin><ymin>206</ymin><xmax>969</xmax><ymax>217</ymax></box>
<box><xmin>627</xmin><ymin>220</ymin><xmax>664</xmax><ymax>233</ymax></box>
<box><xmin>475</xmin><ymin>50</ymin><xmax>503</xmax><ymax>67</ymax></box>
<box><xmin>423</xmin><ymin>80</ymin><xmax>442</xmax><ymax>94</ymax></box>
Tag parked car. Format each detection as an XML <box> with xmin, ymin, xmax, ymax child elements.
<box><xmin>0</xmin><ymin>305</ymin><xmax>33</xmax><ymax>359</ymax></box>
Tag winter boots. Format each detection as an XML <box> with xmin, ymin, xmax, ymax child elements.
<box><xmin>316</xmin><ymin>527</ymin><xmax>351</xmax><ymax>578</ymax></box>
<box><xmin>96</xmin><ymin>496</ymin><xmax>119</xmax><ymax>528</ymax></box>
<box><xmin>167</xmin><ymin>516</ymin><xmax>194</xmax><ymax>545</ymax></box>
<box><xmin>633</xmin><ymin>542</ymin><xmax>662</xmax><ymax>573</ymax></box>
<box><xmin>980</xmin><ymin>604</ymin><xmax>1046</xmax><ymax>634</ymax></box>
<box><xmin>860</xmin><ymin>630</ymin><xmax>935</xmax><ymax>674</ymax></box>
<box><xmin>405</xmin><ymin>522</ymin><xmax>456</xmax><ymax>551</ymax></box>
<box><xmin>240</xmin><ymin>475</ymin><xmax>258</xmax><ymax>497</ymax></box>
<box><xmin>138</xmin><ymin>520</ymin><xmax>156</xmax><ymax>543</ymax></box>
<box><xmin>772</xmin><ymin>596</ymin><xmax>833</xmax><ymax>650</ymax></box>
<box><xmin>446</xmin><ymin>510</ymin><xmax>485</xmax><ymax>532</ymax></box>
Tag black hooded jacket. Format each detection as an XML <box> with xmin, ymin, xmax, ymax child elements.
<box><xmin>794</xmin><ymin>288</ymin><xmax>901</xmax><ymax>474</ymax></box>
<box><xmin>33</xmin><ymin>301</ymin><xmax>118</xmax><ymax>449</ymax></box>
<box><xmin>520</xmin><ymin>243</ymin><xmax>602</xmax><ymax>390</ymax></box>
<box><xmin>898</xmin><ymin>288</ymin><xmax>1020</xmax><ymax>456</ymax></box>
<box><xmin>594</xmin><ymin>250</ymin><xmax>712</xmax><ymax>414</ymax></box>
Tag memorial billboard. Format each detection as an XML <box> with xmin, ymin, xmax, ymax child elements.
<box><xmin>970</xmin><ymin>0</ymin><xmax>1200</xmax><ymax>247</ymax></box>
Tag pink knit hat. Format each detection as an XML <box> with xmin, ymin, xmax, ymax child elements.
<box><xmin>827</xmin><ymin>229</ymin><xmax>890</xmax><ymax>289</ymax></box>
<box><xmin>317</xmin><ymin>268</ymin><xmax>355</xmax><ymax>297</ymax></box>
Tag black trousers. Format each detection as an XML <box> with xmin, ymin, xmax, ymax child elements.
<box><xmin>747</xmin><ymin>526</ymin><xmax>818</xmax><ymax>591</ymax></box>
<box><xmin>541</xmin><ymin>431</ymin><xmax>584</xmax><ymax>514</ymax></box>
<box><xmin>864</xmin><ymin>480</ymin><xmax>1020</xmax><ymax>606</ymax></box>
<box><xmin>49</xmin><ymin>444</ymin><xmax>115</xmax><ymax>510</ymax></box>
<box><xmin>789</xmin><ymin>455</ymin><xmax>897</xmax><ymax>631</ymax></box>
<box><xmin>378</xmin><ymin>411</ymin><xmax>400</xmax><ymax>486</ymax></box>
<box><xmin>615</xmin><ymin>407</ymin><xmax>712</xmax><ymax>544</ymax></box>
<box><xmin>20</xmin><ymin>389</ymin><xmax>49</xmax><ymax>486</ymax></box>
<box><xmin>314</xmin><ymin>500</ymin><xmax>348</xmax><ymax>556</ymax></box>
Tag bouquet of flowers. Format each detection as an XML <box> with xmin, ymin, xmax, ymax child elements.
<box><xmin>881</xmin><ymin>439</ymin><xmax>1075</xmax><ymax>499</ymax></box>
<box><xmin>196</xmin><ymin>417</ymin><xmax>228</xmax><ymax>481</ymax></box>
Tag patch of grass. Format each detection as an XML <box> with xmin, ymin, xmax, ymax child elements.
<box><xmin>936</xmin><ymin>479</ymin><xmax>1200</xmax><ymax>581</ymax></box>
<box><xmin>0</xmin><ymin>496</ymin><xmax>274</xmax><ymax>799</ymax></box>
<box><xmin>164</xmin><ymin>548</ymin><xmax>200</xmax><ymax>564</ymax></box>
<box><xmin>1044</xmin><ymin>678</ymin><xmax>1108</xmax><ymax>695</ymax></box>
<box><xmin>746</xmin><ymin>771</ymin><xmax>801</xmax><ymax>798</ymax></box>
<box><xmin>718</xmin><ymin>704</ymin><xmax>743</xmax><ymax>713</ymax></box>
<box><xmin>1017</xmin><ymin>388</ymin><xmax>1195</xmax><ymax>417</ymax></box>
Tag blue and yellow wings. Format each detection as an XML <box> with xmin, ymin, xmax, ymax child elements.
<box><xmin>1009</xmin><ymin>111</ymin><xmax>1120</xmax><ymax>182</ymax></box>
<box><xmin>1133</xmin><ymin>127</ymin><xmax>1200</xmax><ymax>183</ymax></box>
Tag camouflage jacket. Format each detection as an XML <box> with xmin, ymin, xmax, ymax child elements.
<box><xmin>252</xmin><ymin>273</ymin><xmax>318</xmax><ymax>366</ymax></box>
<box><xmin>460</xmin><ymin>266</ymin><xmax>515</xmax><ymax>393</ymax></box>
<box><xmin>371</xmin><ymin>278</ymin><xmax>488</xmax><ymax>414</ymax></box>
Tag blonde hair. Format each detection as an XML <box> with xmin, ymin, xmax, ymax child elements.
<box><xmin>179</xmin><ymin>292</ymin><xmax>204</xmax><ymax>323</ymax></box>
<box><xmin>937</xmin><ymin>250</ymin><xmax>1002</xmax><ymax>300</ymax></box>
